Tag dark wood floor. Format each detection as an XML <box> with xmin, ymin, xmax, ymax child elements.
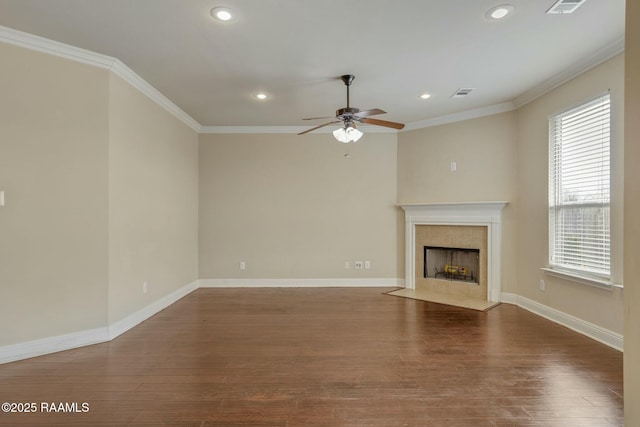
<box><xmin>0</xmin><ymin>287</ymin><xmax>623</xmax><ymax>426</ymax></box>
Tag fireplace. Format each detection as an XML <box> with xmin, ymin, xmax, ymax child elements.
<box><xmin>424</xmin><ymin>246</ymin><xmax>479</xmax><ymax>284</ymax></box>
<box><xmin>399</xmin><ymin>202</ymin><xmax>508</xmax><ymax>302</ymax></box>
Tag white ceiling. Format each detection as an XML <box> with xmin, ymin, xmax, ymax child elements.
<box><xmin>0</xmin><ymin>0</ymin><xmax>626</xmax><ymax>130</ymax></box>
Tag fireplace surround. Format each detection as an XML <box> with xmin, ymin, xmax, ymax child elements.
<box><xmin>399</xmin><ymin>202</ymin><xmax>508</xmax><ymax>302</ymax></box>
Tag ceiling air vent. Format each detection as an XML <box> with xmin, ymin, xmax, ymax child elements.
<box><xmin>546</xmin><ymin>0</ymin><xmax>587</xmax><ymax>14</ymax></box>
<box><xmin>451</xmin><ymin>88</ymin><xmax>474</xmax><ymax>99</ymax></box>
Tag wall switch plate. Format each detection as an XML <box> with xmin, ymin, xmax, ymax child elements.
<box><xmin>0</xmin><ymin>191</ymin><xmax>4</xmax><ymax>206</ymax></box>
<box><xmin>539</xmin><ymin>279</ymin><xmax>545</xmax><ymax>291</ymax></box>
<box><xmin>240</xmin><ymin>261</ymin><xmax>246</xmax><ymax>270</ymax></box>
<box><xmin>450</xmin><ymin>161</ymin><xmax>457</xmax><ymax>172</ymax></box>
<box><xmin>355</xmin><ymin>261</ymin><xmax>363</xmax><ymax>270</ymax></box>
<box><xmin>143</xmin><ymin>282</ymin><xmax>148</xmax><ymax>294</ymax></box>
<box><xmin>364</xmin><ymin>260</ymin><xmax>371</xmax><ymax>269</ymax></box>
<box><xmin>344</xmin><ymin>261</ymin><xmax>350</xmax><ymax>269</ymax></box>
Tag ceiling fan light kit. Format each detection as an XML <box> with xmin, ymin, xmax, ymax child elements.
<box><xmin>298</xmin><ymin>74</ymin><xmax>405</xmax><ymax>144</ymax></box>
<box><xmin>333</xmin><ymin>125</ymin><xmax>363</xmax><ymax>143</ymax></box>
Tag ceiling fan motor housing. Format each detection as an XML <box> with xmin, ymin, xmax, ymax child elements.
<box><xmin>336</xmin><ymin>107</ymin><xmax>360</xmax><ymax>119</ymax></box>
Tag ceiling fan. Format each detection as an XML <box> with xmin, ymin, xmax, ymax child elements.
<box><xmin>298</xmin><ymin>74</ymin><xmax>405</xmax><ymax>142</ymax></box>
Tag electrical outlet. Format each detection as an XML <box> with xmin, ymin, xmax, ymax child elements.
<box><xmin>240</xmin><ymin>261</ymin><xmax>246</xmax><ymax>270</ymax></box>
<box><xmin>364</xmin><ymin>260</ymin><xmax>371</xmax><ymax>269</ymax></box>
<box><xmin>355</xmin><ymin>261</ymin><xmax>363</xmax><ymax>270</ymax></box>
<box><xmin>539</xmin><ymin>279</ymin><xmax>545</xmax><ymax>291</ymax></box>
<box><xmin>450</xmin><ymin>161</ymin><xmax>457</xmax><ymax>172</ymax></box>
<box><xmin>143</xmin><ymin>282</ymin><xmax>148</xmax><ymax>294</ymax></box>
<box><xmin>344</xmin><ymin>261</ymin><xmax>350</xmax><ymax>269</ymax></box>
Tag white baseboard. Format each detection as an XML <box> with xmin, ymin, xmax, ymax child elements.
<box><xmin>199</xmin><ymin>278</ymin><xmax>405</xmax><ymax>288</ymax></box>
<box><xmin>2</xmin><ymin>278</ymin><xmax>400</xmax><ymax>364</ymax></box>
<box><xmin>0</xmin><ymin>327</ymin><xmax>110</xmax><ymax>365</ymax></box>
<box><xmin>2</xmin><ymin>281</ymin><xmax>621</xmax><ymax>364</ymax></box>
<box><xmin>0</xmin><ymin>280</ymin><xmax>199</xmax><ymax>364</ymax></box>
<box><xmin>108</xmin><ymin>280</ymin><xmax>199</xmax><ymax>339</ymax></box>
<box><xmin>501</xmin><ymin>292</ymin><xmax>623</xmax><ymax>351</ymax></box>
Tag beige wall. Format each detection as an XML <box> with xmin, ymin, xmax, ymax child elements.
<box><xmin>2</xmin><ymin>25</ymin><xmax>633</xmax><ymax>396</ymax></box>
<box><xmin>0</xmin><ymin>42</ymin><xmax>199</xmax><ymax>347</ymax></box>
<box><xmin>516</xmin><ymin>54</ymin><xmax>624</xmax><ymax>334</ymax></box>
<box><xmin>397</xmin><ymin>112</ymin><xmax>519</xmax><ymax>292</ymax></box>
<box><xmin>624</xmin><ymin>0</ymin><xmax>639</xmax><ymax>422</ymax></box>
<box><xmin>107</xmin><ymin>74</ymin><xmax>199</xmax><ymax>323</ymax></box>
<box><xmin>199</xmin><ymin>132</ymin><xmax>399</xmax><ymax>280</ymax></box>
<box><xmin>0</xmin><ymin>43</ymin><xmax>109</xmax><ymax>345</ymax></box>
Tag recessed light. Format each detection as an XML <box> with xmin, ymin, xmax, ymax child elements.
<box><xmin>486</xmin><ymin>4</ymin><xmax>514</xmax><ymax>20</ymax></box>
<box><xmin>210</xmin><ymin>6</ymin><xmax>234</xmax><ymax>22</ymax></box>
<box><xmin>419</xmin><ymin>93</ymin><xmax>432</xmax><ymax>100</ymax></box>
<box><xmin>255</xmin><ymin>93</ymin><xmax>268</xmax><ymax>100</ymax></box>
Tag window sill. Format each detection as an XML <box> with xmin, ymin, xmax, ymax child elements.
<box><xmin>540</xmin><ymin>268</ymin><xmax>623</xmax><ymax>291</ymax></box>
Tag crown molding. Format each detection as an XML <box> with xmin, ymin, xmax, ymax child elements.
<box><xmin>0</xmin><ymin>25</ymin><xmax>116</xmax><ymax>69</ymax></box>
<box><xmin>201</xmin><ymin>126</ymin><xmax>317</xmax><ymax>134</ymax></box>
<box><xmin>109</xmin><ymin>60</ymin><xmax>201</xmax><ymax>131</ymax></box>
<box><xmin>0</xmin><ymin>25</ymin><xmax>201</xmax><ymax>132</ymax></box>
<box><xmin>201</xmin><ymin>105</ymin><xmax>519</xmax><ymax>134</ymax></box>
<box><xmin>403</xmin><ymin>102</ymin><xmax>517</xmax><ymax>131</ymax></box>
<box><xmin>513</xmin><ymin>35</ymin><xmax>625</xmax><ymax>108</ymax></box>
<box><xmin>199</xmin><ymin>125</ymin><xmax>399</xmax><ymax>134</ymax></box>
<box><xmin>1</xmin><ymin>25</ymin><xmax>624</xmax><ymax>135</ymax></box>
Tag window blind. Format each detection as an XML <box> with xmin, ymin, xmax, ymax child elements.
<box><xmin>549</xmin><ymin>93</ymin><xmax>611</xmax><ymax>278</ymax></box>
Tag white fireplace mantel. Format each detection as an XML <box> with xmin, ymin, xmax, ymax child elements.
<box><xmin>399</xmin><ymin>202</ymin><xmax>508</xmax><ymax>302</ymax></box>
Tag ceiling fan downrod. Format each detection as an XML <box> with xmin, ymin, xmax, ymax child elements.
<box><xmin>341</xmin><ymin>74</ymin><xmax>355</xmax><ymax>108</ymax></box>
<box><xmin>336</xmin><ymin>74</ymin><xmax>359</xmax><ymax>119</ymax></box>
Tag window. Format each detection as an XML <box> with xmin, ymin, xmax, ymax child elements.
<box><xmin>548</xmin><ymin>93</ymin><xmax>611</xmax><ymax>280</ymax></box>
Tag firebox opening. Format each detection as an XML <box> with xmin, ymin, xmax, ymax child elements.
<box><xmin>423</xmin><ymin>246</ymin><xmax>480</xmax><ymax>284</ymax></box>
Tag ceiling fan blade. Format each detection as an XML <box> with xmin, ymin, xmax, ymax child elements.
<box><xmin>302</xmin><ymin>116</ymin><xmax>334</xmax><ymax>120</ymax></box>
<box><xmin>360</xmin><ymin>117</ymin><xmax>405</xmax><ymax>130</ymax></box>
<box><xmin>297</xmin><ymin>120</ymin><xmax>341</xmax><ymax>135</ymax></box>
<box><xmin>354</xmin><ymin>108</ymin><xmax>386</xmax><ymax>118</ymax></box>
